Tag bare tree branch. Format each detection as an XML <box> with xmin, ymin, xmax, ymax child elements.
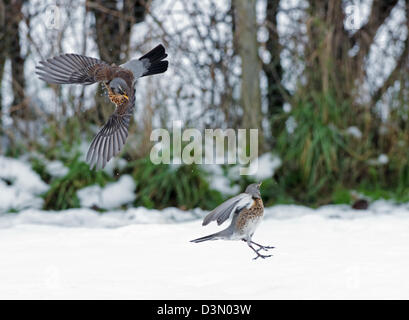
<box><xmin>371</xmin><ymin>0</ymin><xmax>409</xmax><ymax>105</ymax></box>
<box><xmin>352</xmin><ymin>0</ymin><xmax>399</xmax><ymax>60</ymax></box>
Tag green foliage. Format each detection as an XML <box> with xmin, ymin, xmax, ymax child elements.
<box><xmin>357</xmin><ymin>183</ymin><xmax>409</xmax><ymax>203</ymax></box>
<box><xmin>28</xmin><ymin>117</ymin><xmax>117</xmax><ymax>211</ymax></box>
<box><xmin>5</xmin><ymin>142</ymin><xmax>27</xmax><ymax>158</ymax></box>
<box><xmin>43</xmin><ymin>155</ymin><xmax>112</xmax><ymax>210</ymax></box>
<box><xmin>6</xmin><ymin>208</ymin><xmax>19</xmax><ymax>214</ymax></box>
<box><xmin>225</xmin><ymin>166</ymin><xmax>293</xmax><ymax>206</ymax></box>
<box><xmin>270</xmin><ymin>85</ymin><xmax>409</xmax><ymax>206</ymax></box>
<box><xmin>274</xmin><ymin>91</ymin><xmax>349</xmax><ymax>204</ymax></box>
<box><xmin>331</xmin><ymin>187</ymin><xmax>351</xmax><ymax>205</ymax></box>
<box><xmin>30</xmin><ymin>157</ymin><xmax>53</xmax><ymax>184</ymax></box>
<box><xmin>129</xmin><ymin>158</ymin><xmax>224</xmax><ymax>210</ymax></box>
<box><xmin>40</xmin><ymin>118</ymin><xmax>83</xmax><ymax>160</ymax></box>
<box><xmin>257</xmin><ymin>177</ymin><xmax>295</xmax><ymax>206</ymax></box>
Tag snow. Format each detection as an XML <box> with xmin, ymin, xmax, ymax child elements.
<box><xmin>377</xmin><ymin>154</ymin><xmax>389</xmax><ymax>165</ymax></box>
<box><xmin>283</xmin><ymin>102</ymin><xmax>292</xmax><ymax>113</ymax></box>
<box><xmin>368</xmin><ymin>154</ymin><xmax>389</xmax><ymax>166</ymax></box>
<box><xmin>0</xmin><ymin>156</ymin><xmax>48</xmax><ymax>194</ymax></box>
<box><xmin>210</xmin><ymin>175</ymin><xmax>240</xmax><ymax>195</ymax></box>
<box><xmin>0</xmin><ymin>156</ymin><xmax>49</xmax><ymax>212</ymax></box>
<box><xmin>346</xmin><ymin>126</ymin><xmax>363</xmax><ymax>139</ymax></box>
<box><xmin>102</xmin><ymin>158</ymin><xmax>128</xmax><ymax>176</ymax></box>
<box><xmin>77</xmin><ymin>175</ymin><xmax>136</xmax><ymax>210</ymax></box>
<box><xmin>202</xmin><ymin>164</ymin><xmax>240</xmax><ymax>195</ymax></box>
<box><xmin>0</xmin><ymin>207</ymin><xmax>203</xmax><ymax>229</ymax></box>
<box><xmin>200</xmin><ymin>153</ymin><xmax>282</xmax><ymax>194</ymax></box>
<box><xmin>247</xmin><ymin>153</ymin><xmax>282</xmax><ymax>180</ymax></box>
<box><xmin>0</xmin><ymin>153</ymin><xmax>406</xmax><ymax>299</ymax></box>
<box><xmin>46</xmin><ymin>160</ymin><xmax>69</xmax><ymax>178</ymax></box>
<box><xmin>0</xmin><ymin>200</ymin><xmax>408</xmax><ymax>299</ymax></box>
<box><xmin>285</xmin><ymin>116</ymin><xmax>297</xmax><ymax>134</ymax></box>
<box><xmin>0</xmin><ymin>180</ymin><xmax>44</xmax><ymax>212</ymax></box>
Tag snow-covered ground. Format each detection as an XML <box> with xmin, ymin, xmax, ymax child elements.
<box><xmin>1</xmin><ymin>201</ymin><xmax>409</xmax><ymax>299</ymax></box>
<box><xmin>1</xmin><ymin>155</ymin><xmax>408</xmax><ymax>299</ymax></box>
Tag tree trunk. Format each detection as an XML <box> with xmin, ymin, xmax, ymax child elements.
<box><xmin>0</xmin><ymin>0</ymin><xmax>6</xmax><ymax>132</ymax></box>
<box><xmin>9</xmin><ymin>1</ymin><xmax>26</xmax><ymax>118</ymax></box>
<box><xmin>264</xmin><ymin>0</ymin><xmax>285</xmax><ymax>142</ymax></box>
<box><xmin>1</xmin><ymin>0</ymin><xmax>26</xmax><ymax>118</ymax></box>
<box><xmin>233</xmin><ymin>0</ymin><xmax>263</xmax><ymax>148</ymax></box>
<box><xmin>0</xmin><ymin>0</ymin><xmax>6</xmax><ymax>151</ymax></box>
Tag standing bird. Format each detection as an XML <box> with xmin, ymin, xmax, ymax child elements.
<box><xmin>191</xmin><ymin>182</ymin><xmax>274</xmax><ymax>260</ymax></box>
<box><xmin>35</xmin><ymin>44</ymin><xmax>168</xmax><ymax>169</ymax></box>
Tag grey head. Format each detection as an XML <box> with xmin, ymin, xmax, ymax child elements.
<box><xmin>109</xmin><ymin>77</ymin><xmax>130</xmax><ymax>96</ymax></box>
<box><xmin>245</xmin><ymin>182</ymin><xmax>262</xmax><ymax>199</ymax></box>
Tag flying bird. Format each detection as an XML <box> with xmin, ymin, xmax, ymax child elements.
<box><xmin>36</xmin><ymin>44</ymin><xmax>168</xmax><ymax>169</ymax></box>
<box><xmin>191</xmin><ymin>182</ymin><xmax>274</xmax><ymax>260</ymax></box>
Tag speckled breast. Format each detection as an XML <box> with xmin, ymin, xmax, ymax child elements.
<box><xmin>235</xmin><ymin>198</ymin><xmax>264</xmax><ymax>235</ymax></box>
<box><xmin>108</xmin><ymin>93</ymin><xmax>128</xmax><ymax>105</ymax></box>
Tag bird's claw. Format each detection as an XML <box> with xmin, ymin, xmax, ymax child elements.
<box><xmin>246</xmin><ymin>241</ymin><xmax>275</xmax><ymax>260</ymax></box>
<box><xmin>253</xmin><ymin>253</ymin><xmax>272</xmax><ymax>260</ymax></box>
<box><xmin>256</xmin><ymin>245</ymin><xmax>275</xmax><ymax>252</ymax></box>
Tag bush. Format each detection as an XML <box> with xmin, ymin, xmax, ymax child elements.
<box><xmin>128</xmin><ymin>158</ymin><xmax>224</xmax><ymax>210</ymax></box>
<box><xmin>43</xmin><ymin>155</ymin><xmax>113</xmax><ymax>210</ymax></box>
<box><xmin>274</xmin><ymin>91</ymin><xmax>349</xmax><ymax>204</ymax></box>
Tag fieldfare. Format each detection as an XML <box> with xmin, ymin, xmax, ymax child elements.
<box><xmin>36</xmin><ymin>44</ymin><xmax>168</xmax><ymax>169</ymax></box>
<box><xmin>191</xmin><ymin>182</ymin><xmax>274</xmax><ymax>260</ymax></box>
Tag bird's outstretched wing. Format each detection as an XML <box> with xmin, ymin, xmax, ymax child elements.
<box><xmin>36</xmin><ymin>54</ymin><xmax>110</xmax><ymax>85</ymax></box>
<box><xmin>86</xmin><ymin>89</ymin><xmax>135</xmax><ymax>169</ymax></box>
<box><xmin>202</xmin><ymin>193</ymin><xmax>254</xmax><ymax>226</ymax></box>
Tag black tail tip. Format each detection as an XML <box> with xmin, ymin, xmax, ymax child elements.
<box><xmin>142</xmin><ymin>60</ymin><xmax>168</xmax><ymax>77</ymax></box>
<box><xmin>190</xmin><ymin>234</ymin><xmax>216</xmax><ymax>243</ymax></box>
<box><xmin>140</xmin><ymin>44</ymin><xmax>168</xmax><ymax>77</ymax></box>
<box><xmin>139</xmin><ymin>44</ymin><xmax>167</xmax><ymax>63</ymax></box>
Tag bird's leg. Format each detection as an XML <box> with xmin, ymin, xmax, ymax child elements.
<box><xmin>250</xmin><ymin>240</ymin><xmax>275</xmax><ymax>252</ymax></box>
<box><xmin>242</xmin><ymin>239</ymin><xmax>274</xmax><ymax>252</ymax></box>
<box><xmin>246</xmin><ymin>242</ymin><xmax>272</xmax><ymax>260</ymax></box>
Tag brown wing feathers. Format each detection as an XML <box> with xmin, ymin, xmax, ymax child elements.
<box><xmin>35</xmin><ymin>54</ymin><xmax>109</xmax><ymax>85</ymax></box>
<box><xmin>85</xmin><ymin>89</ymin><xmax>135</xmax><ymax>169</ymax></box>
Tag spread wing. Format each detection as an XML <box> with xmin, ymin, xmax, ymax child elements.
<box><xmin>36</xmin><ymin>54</ymin><xmax>110</xmax><ymax>85</ymax></box>
<box><xmin>86</xmin><ymin>89</ymin><xmax>135</xmax><ymax>169</ymax></box>
<box><xmin>202</xmin><ymin>193</ymin><xmax>253</xmax><ymax>226</ymax></box>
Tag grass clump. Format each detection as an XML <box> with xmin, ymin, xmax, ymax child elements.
<box><xmin>129</xmin><ymin>158</ymin><xmax>223</xmax><ymax>210</ymax></box>
<box><xmin>43</xmin><ymin>155</ymin><xmax>112</xmax><ymax>210</ymax></box>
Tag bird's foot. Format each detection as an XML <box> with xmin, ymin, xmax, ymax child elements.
<box><xmin>253</xmin><ymin>252</ymin><xmax>273</xmax><ymax>260</ymax></box>
<box><xmin>244</xmin><ymin>239</ymin><xmax>275</xmax><ymax>251</ymax></box>
<box><xmin>246</xmin><ymin>241</ymin><xmax>274</xmax><ymax>260</ymax></box>
<box><xmin>256</xmin><ymin>246</ymin><xmax>275</xmax><ymax>252</ymax></box>
<box><xmin>254</xmin><ymin>244</ymin><xmax>275</xmax><ymax>252</ymax></box>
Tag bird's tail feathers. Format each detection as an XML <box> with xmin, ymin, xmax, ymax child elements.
<box><xmin>139</xmin><ymin>44</ymin><xmax>168</xmax><ymax>77</ymax></box>
<box><xmin>190</xmin><ymin>232</ymin><xmax>221</xmax><ymax>243</ymax></box>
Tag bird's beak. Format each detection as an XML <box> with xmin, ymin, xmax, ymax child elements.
<box><xmin>123</xmin><ymin>95</ymin><xmax>129</xmax><ymax>100</ymax></box>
